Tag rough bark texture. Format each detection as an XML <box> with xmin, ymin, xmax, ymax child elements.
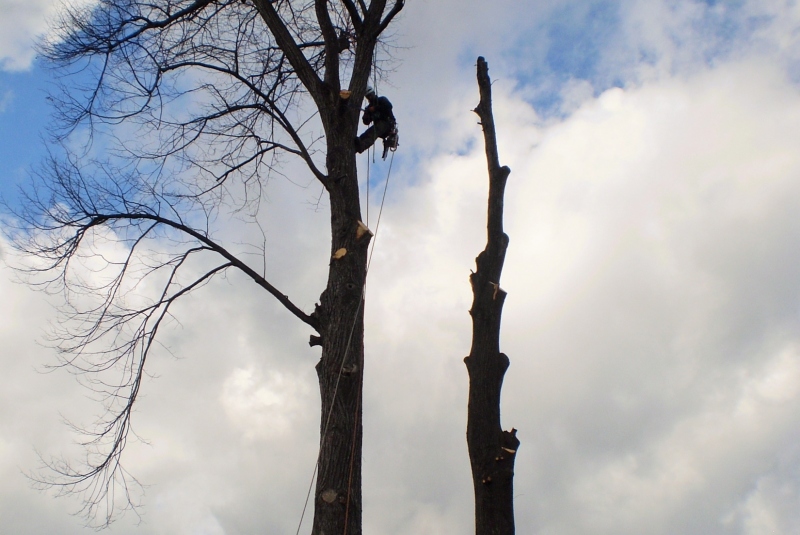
<box><xmin>465</xmin><ymin>56</ymin><xmax>521</xmax><ymax>535</ymax></box>
<box><xmin>311</xmin><ymin>122</ymin><xmax>369</xmax><ymax>535</ymax></box>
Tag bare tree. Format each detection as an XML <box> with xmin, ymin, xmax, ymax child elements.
<box><xmin>8</xmin><ymin>1</ymin><xmax>403</xmax><ymax>533</ymax></box>
<box><xmin>465</xmin><ymin>56</ymin><xmax>520</xmax><ymax>535</ymax></box>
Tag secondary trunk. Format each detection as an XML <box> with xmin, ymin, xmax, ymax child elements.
<box><xmin>465</xmin><ymin>56</ymin><xmax>521</xmax><ymax>535</ymax></box>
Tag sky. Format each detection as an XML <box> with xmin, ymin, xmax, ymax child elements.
<box><xmin>2</xmin><ymin>0</ymin><xmax>800</xmax><ymax>534</ymax></box>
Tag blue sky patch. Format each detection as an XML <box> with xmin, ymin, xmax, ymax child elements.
<box><xmin>677</xmin><ymin>0</ymin><xmax>774</xmax><ymax>67</ymax></box>
<box><xmin>498</xmin><ymin>1</ymin><xmax>622</xmax><ymax>118</ymax></box>
<box><xmin>544</xmin><ymin>1</ymin><xmax>618</xmax><ymax>81</ymax></box>
<box><xmin>0</xmin><ymin>63</ymin><xmax>54</xmax><ymax>204</ymax></box>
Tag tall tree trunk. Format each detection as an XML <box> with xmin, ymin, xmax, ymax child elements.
<box><xmin>465</xmin><ymin>56</ymin><xmax>521</xmax><ymax>535</ymax></box>
<box><xmin>311</xmin><ymin>110</ymin><xmax>369</xmax><ymax>535</ymax></box>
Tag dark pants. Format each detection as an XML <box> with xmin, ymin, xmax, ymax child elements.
<box><xmin>355</xmin><ymin>120</ymin><xmax>393</xmax><ymax>153</ymax></box>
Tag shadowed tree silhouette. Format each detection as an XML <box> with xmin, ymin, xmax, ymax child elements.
<box><xmin>465</xmin><ymin>56</ymin><xmax>520</xmax><ymax>535</ymax></box>
<box><xmin>8</xmin><ymin>1</ymin><xmax>403</xmax><ymax>533</ymax></box>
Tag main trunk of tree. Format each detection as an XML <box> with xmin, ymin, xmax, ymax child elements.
<box><xmin>311</xmin><ymin>107</ymin><xmax>368</xmax><ymax>535</ymax></box>
<box><xmin>465</xmin><ymin>57</ymin><xmax>521</xmax><ymax>535</ymax></box>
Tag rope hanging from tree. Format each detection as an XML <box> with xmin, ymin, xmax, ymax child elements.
<box><xmin>295</xmin><ymin>148</ymin><xmax>395</xmax><ymax>535</ymax></box>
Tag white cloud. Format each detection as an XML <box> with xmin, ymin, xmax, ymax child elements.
<box><xmin>724</xmin><ymin>474</ymin><xmax>800</xmax><ymax>535</ymax></box>
<box><xmin>501</xmin><ymin>59</ymin><xmax>800</xmax><ymax>534</ymax></box>
<box><xmin>221</xmin><ymin>366</ymin><xmax>312</xmax><ymax>441</ymax></box>
<box><xmin>0</xmin><ymin>0</ymin><xmax>96</xmax><ymax>71</ymax></box>
<box><xmin>0</xmin><ymin>0</ymin><xmax>60</xmax><ymax>70</ymax></box>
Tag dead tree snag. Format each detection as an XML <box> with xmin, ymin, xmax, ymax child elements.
<box><xmin>465</xmin><ymin>56</ymin><xmax>521</xmax><ymax>535</ymax></box>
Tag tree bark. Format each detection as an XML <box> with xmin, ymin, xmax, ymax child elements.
<box><xmin>311</xmin><ymin>112</ymin><xmax>369</xmax><ymax>535</ymax></box>
<box><xmin>465</xmin><ymin>56</ymin><xmax>520</xmax><ymax>535</ymax></box>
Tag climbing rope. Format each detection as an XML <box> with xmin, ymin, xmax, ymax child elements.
<box><xmin>364</xmin><ymin>48</ymin><xmax>381</xmax><ymax>227</ymax></box>
<box><xmin>365</xmin><ymin>147</ymin><xmax>370</xmax><ymax>226</ymax></box>
<box><xmin>367</xmin><ymin>151</ymin><xmax>394</xmax><ymax>271</ymax></box>
<box><xmin>294</xmin><ymin>149</ymin><xmax>395</xmax><ymax>535</ymax></box>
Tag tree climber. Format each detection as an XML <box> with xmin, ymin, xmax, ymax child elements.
<box><xmin>355</xmin><ymin>87</ymin><xmax>398</xmax><ymax>159</ymax></box>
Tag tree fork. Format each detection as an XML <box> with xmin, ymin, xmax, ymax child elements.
<box><xmin>465</xmin><ymin>56</ymin><xmax>520</xmax><ymax>535</ymax></box>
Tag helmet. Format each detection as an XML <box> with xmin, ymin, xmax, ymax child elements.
<box><xmin>365</xmin><ymin>86</ymin><xmax>377</xmax><ymax>99</ymax></box>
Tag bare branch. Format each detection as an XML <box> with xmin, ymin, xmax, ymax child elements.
<box><xmin>252</xmin><ymin>0</ymin><xmax>324</xmax><ymax>100</ymax></box>
<box><xmin>30</xmin><ymin>261</ymin><xmax>232</xmax><ymax>528</ymax></box>
<box><xmin>11</xmin><ymin>157</ymin><xmax>319</xmax><ymax>331</ymax></box>
<box><xmin>377</xmin><ymin>0</ymin><xmax>405</xmax><ymax>36</ymax></box>
<box><xmin>316</xmin><ymin>0</ymin><xmax>341</xmax><ymax>90</ymax></box>
<box><xmin>339</xmin><ymin>0</ymin><xmax>363</xmax><ymax>33</ymax></box>
<box><xmin>87</xmin><ymin>211</ymin><xmax>320</xmax><ymax>329</ymax></box>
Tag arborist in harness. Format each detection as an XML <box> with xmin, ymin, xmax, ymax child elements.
<box><xmin>355</xmin><ymin>87</ymin><xmax>398</xmax><ymax>159</ymax></box>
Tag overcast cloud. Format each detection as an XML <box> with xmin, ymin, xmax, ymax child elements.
<box><xmin>2</xmin><ymin>1</ymin><xmax>800</xmax><ymax>534</ymax></box>
<box><xmin>0</xmin><ymin>0</ymin><xmax>97</xmax><ymax>70</ymax></box>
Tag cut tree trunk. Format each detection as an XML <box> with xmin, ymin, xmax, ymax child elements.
<box><xmin>310</xmin><ymin>110</ymin><xmax>370</xmax><ymax>535</ymax></box>
<box><xmin>465</xmin><ymin>56</ymin><xmax>521</xmax><ymax>535</ymax></box>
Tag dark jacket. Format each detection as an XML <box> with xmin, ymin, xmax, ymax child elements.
<box><xmin>363</xmin><ymin>96</ymin><xmax>395</xmax><ymax>126</ymax></box>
